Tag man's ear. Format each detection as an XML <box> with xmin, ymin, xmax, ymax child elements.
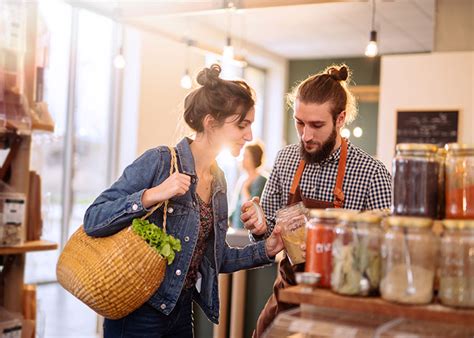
<box><xmin>336</xmin><ymin>110</ymin><xmax>346</xmax><ymax>129</ymax></box>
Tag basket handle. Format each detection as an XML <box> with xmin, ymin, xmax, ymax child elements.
<box><xmin>140</xmin><ymin>146</ymin><xmax>178</xmax><ymax>234</ymax></box>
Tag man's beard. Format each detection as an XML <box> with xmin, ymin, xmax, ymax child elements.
<box><xmin>300</xmin><ymin>127</ymin><xmax>338</xmax><ymax>164</ymax></box>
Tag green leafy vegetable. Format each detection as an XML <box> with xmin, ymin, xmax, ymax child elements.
<box><xmin>131</xmin><ymin>218</ymin><xmax>182</xmax><ymax>265</ymax></box>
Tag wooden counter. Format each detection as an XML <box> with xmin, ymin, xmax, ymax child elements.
<box><xmin>279</xmin><ymin>285</ymin><xmax>474</xmax><ymax>326</ymax></box>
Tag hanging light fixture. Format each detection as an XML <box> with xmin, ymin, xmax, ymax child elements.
<box><xmin>365</xmin><ymin>0</ymin><xmax>378</xmax><ymax>57</ymax></box>
<box><xmin>180</xmin><ymin>39</ymin><xmax>193</xmax><ymax>89</ymax></box>
<box><xmin>114</xmin><ymin>46</ymin><xmax>126</xmax><ymax>69</ymax></box>
<box><xmin>222</xmin><ymin>1</ymin><xmax>235</xmax><ymax>63</ymax></box>
<box><xmin>180</xmin><ymin>69</ymin><xmax>192</xmax><ymax>89</ymax></box>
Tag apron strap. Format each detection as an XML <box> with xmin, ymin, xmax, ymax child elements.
<box><xmin>333</xmin><ymin>138</ymin><xmax>348</xmax><ymax>208</ymax></box>
<box><xmin>289</xmin><ymin>159</ymin><xmax>306</xmax><ymax>196</ymax></box>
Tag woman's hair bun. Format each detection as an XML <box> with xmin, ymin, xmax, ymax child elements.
<box><xmin>328</xmin><ymin>66</ymin><xmax>348</xmax><ymax>82</ymax></box>
<box><xmin>196</xmin><ymin>64</ymin><xmax>221</xmax><ymax>89</ymax></box>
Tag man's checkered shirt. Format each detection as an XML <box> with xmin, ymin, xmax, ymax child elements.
<box><xmin>260</xmin><ymin>140</ymin><xmax>392</xmax><ymax>238</ymax></box>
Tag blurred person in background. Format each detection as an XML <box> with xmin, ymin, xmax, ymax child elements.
<box><xmin>230</xmin><ymin>142</ymin><xmax>267</xmax><ymax>228</ymax></box>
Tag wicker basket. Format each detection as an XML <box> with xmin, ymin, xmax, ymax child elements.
<box><xmin>56</xmin><ymin>147</ymin><xmax>177</xmax><ymax>319</ymax></box>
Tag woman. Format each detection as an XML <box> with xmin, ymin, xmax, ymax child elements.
<box><xmin>230</xmin><ymin>142</ymin><xmax>267</xmax><ymax>228</ymax></box>
<box><xmin>83</xmin><ymin>64</ymin><xmax>283</xmax><ymax>337</ymax></box>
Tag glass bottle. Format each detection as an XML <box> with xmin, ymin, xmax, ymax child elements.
<box><xmin>380</xmin><ymin>216</ymin><xmax>438</xmax><ymax>304</ymax></box>
<box><xmin>439</xmin><ymin>220</ymin><xmax>474</xmax><ymax>308</ymax></box>
<box><xmin>445</xmin><ymin>143</ymin><xmax>474</xmax><ymax>219</ymax></box>
<box><xmin>276</xmin><ymin>202</ymin><xmax>308</xmax><ymax>265</ymax></box>
<box><xmin>331</xmin><ymin>212</ymin><xmax>383</xmax><ymax>296</ymax></box>
<box><xmin>305</xmin><ymin>209</ymin><xmax>338</xmax><ymax>288</ymax></box>
<box><xmin>392</xmin><ymin>143</ymin><xmax>441</xmax><ymax>218</ymax></box>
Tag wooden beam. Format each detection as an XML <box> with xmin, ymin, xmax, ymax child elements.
<box><xmin>123</xmin><ymin>20</ymin><xmax>248</xmax><ymax>62</ymax></box>
<box><xmin>71</xmin><ymin>0</ymin><xmax>366</xmax><ymax>19</ymax></box>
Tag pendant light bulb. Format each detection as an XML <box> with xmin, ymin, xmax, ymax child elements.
<box><xmin>114</xmin><ymin>47</ymin><xmax>126</xmax><ymax>69</ymax></box>
<box><xmin>365</xmin><ymin>30</ymin><xmax>378</xmax><ymax>57</ymax></box>
<box><xmin>180</xmin><ymin>69</ymin><xmax>192</xmax><ymax>89</ymax></box>
<box><xmin>223</xmin><ymin>37</ymin><xmax>234</xmax><ymax>62</ymax></box>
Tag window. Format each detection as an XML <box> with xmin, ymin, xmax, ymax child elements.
<box><xmin>25</xmin><ymin>2</ymin><xmax>127</xmax><ymax>284</ymax></box>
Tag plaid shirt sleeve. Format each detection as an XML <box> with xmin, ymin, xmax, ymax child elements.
<box><xmin>364</xmin><ymin>164</ymin><xmax>393</xmax><ymax>210</ymax></box>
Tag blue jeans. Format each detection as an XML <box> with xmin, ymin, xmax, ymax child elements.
<box><xmin>104</xmin><ymin>289</ymin><xmax>194</xmax><ymax>338</ymax></box>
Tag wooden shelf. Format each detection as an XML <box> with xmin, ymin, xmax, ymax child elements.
<box><xmin>0</xmin><ymin>240</ymin><xmax>58</xmax><ymax>255</ymax></box>
<box><xmin>280</xmin><ymin>285</ymin><xmax>474</xmax><ymax>326</ymax></box>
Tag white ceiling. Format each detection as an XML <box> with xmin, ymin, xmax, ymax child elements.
<box><xmin>73</xmin><ymin>0</ymin><xmax>436</xmax><ymax>59</ymax></box>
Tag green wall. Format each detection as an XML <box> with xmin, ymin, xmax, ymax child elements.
<box><xmin>286</xmin><ymin>57</ymin><xmax>381</xmax><ymax>155</ymax></box>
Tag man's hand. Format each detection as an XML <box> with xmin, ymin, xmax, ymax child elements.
<box><xmin>240</xmin><ymin>197</ymin><xmax>267</xmax><ymax>236</ymax></box>
<box><xmin>265</xmin><ymin>224</ymin><xmax>284</xmax><ymax>258</ymax></box>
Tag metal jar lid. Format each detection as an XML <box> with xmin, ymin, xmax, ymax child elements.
<box><xmin>386</xmin><ymin>216</ymin><xmax>433</xmax><ymax>228</ymax></box>
<box><xmin>309</xmin><ymin>209</ymin><xmax>340</xmax><ymax>220</ymax></box>
<box><xmin>442</xmin><ymin>219</ymin><xmax>474</xmax><ymax>229</ymax></box>
<box><xmin>446</xmin><ymin>143</ymin><xmax>474</xmax><ymax>154</ymax></box>
<box><xmin>395</xmin><ymin>143</ymin><xmax>438</xmax><ymax>153</ymax></box>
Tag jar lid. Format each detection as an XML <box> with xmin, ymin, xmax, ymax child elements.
<box><xmin>338</xmin><ymin>211</ymin><xmax>383</xmax><ymax>224</ymax></box>
<box><xmin>442</xmin><ymin>219</ymin><xmax>474</xmax><ymax>229</ymax></box>
<box><xmin>395</xmin><ymin>143</ymin><xmax>438</xmax><ymax>153</ymax></box>
<box><xmin>309</xmin><ymin>209</ymin><xmax>339</xmax><ymax>220</ymax></box>
<box><xmin>355</xmin><ymin>211</ymin><xmax>384</xmax><ymax>224</ymax></box>
<box><xmin>386</xmin><ymin>216</ymin><xmax>433</xmax><ymax>228</ymax></box>
<box><xmin>446</xmin><ymin>143</ymin><xmax>474</xmax><ymax>152</ymax></box>
<box><xmin>437</xmin><ymin>147</ymin><xmax>447</xmax><ymax>156</ymax></box>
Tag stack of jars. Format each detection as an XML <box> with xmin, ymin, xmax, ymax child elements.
<box><xmin>304</xmin><ymin>209</ymin><xmax>384</xmax><ymax>292</ymax></box>
<box><xmin>386</xmin><ymin>142</ymin><xmax>474</xmax><ymax>308</ymax></box>
<box><xmin>439</xmin><ymin>144</ymin><xmax>474</xmax><ymax>308</ymax></box>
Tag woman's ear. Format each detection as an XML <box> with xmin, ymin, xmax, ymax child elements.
<box><xmin>203</xmin><ymin>114</ymin><xmax>219</xmax><ymax>131</ymax></box>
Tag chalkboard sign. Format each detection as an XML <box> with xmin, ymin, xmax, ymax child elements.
<box><xmin>396</xmin><ymin>110</ymin><xmax>458</xmax><ymax>146</ymax></box>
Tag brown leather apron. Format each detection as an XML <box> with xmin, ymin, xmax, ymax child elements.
<box><xmin>253</xmin><ymin>138</ymin><xmax>348</xmax><ymax>338</ymax></box>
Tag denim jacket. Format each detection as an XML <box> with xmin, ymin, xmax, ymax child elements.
<box><xmin>83</xmin><ymin>137</ymin><xmax>274</xmax><ymax>324</ymax></box>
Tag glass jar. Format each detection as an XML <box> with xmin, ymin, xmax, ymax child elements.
<box><xmin>439</xmin><ymin>220</ymin><xmax>474</xmax><ymax>308</ymax></box>
<box><xmin>276</xmin><ymin>202</ymin><xmax>308</xmax><ymax>265</ymax></box>
<box><xmin>437</xmin><ymin>147</ymin><xmax>447</xmax><ymax>219</ymax></box>
<box><xmin>380</xmin><ymin>216</ymin><xmax>438</xmax><ymax>304</ymax></box>
<box><xmin>305</xmin><ymin>209</ymin><xmax>338</xmax><ymax>288</ymax></box>
<box><xmin>445</xmin><ymin>144</ymin><xmax>474</xmax><ymax>219</ymax></box>
<box><xmin>331</xmin><ymin>212</ymin><xmax>383</xmax><ymax>296</ymax></box>
<box><xmin>392</xmin><ymin>143</ymin><xmax>441</xmax><ymax>218</ymax></box>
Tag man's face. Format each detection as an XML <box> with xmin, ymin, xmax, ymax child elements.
<box><xmin>294</xmin><ymin>99</ymin><xmax>343</xmax><ymax>163</ymax></box>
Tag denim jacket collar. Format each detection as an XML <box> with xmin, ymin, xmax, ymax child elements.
<box><xmin>176</xmin><ymin>137</ymin><xmax>226</xmax><ymax>194</ymax></box>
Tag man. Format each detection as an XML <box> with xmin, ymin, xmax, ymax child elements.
<box><xmin>241</xmin><ymin>65</ymin><xmax>392</xmax><ymax>337</ymax></box>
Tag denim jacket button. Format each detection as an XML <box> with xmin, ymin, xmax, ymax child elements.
<box><xmin>175</xmin><ymin>269</ymin><xmax>182</xmax><ymax>276</ymax></box>
<box><xmin>160</xmin><ymin>303</ymin><xmax>166</xmax><ymax>310</ymax></box>
<box><xmin>168</xmin><ymin>207</ymin><xmax>174</xmax><ymax>214</ymax></box>
<box><xmin>193</xmin><ymin>201</ymin><xmax>197</xmax><ymax>207</ymax></box>
<box><xmin>184</xmin><ymin>236</ymin><xmax>190</xmax><ymax>242</ymax></box>
<box><xmin>132</xmin><ymin>203</ymin><xmax>138</xmax><ymax>211</ymax></box>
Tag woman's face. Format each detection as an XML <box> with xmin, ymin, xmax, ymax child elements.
<box><xmin>213</xmin><ymin>107</ymin><xmax>255</xmax><ymax>157</ymax></box>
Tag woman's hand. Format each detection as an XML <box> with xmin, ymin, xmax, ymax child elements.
<box><xmin>142</xmin><ymin>173</ymin><xmax>191</xmax><ymax>208</ymax></box>
<box><xmin>264</xmin><ymin>224</ymin><xmax>284</xmax><ymax>258</ymax></box>
<box><xmin>240</xmin><ymin>197</ymin><xmax>267</xmax><ymax>235</ymax></box>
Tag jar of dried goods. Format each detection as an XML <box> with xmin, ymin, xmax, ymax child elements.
<box><xmin>380</xmin><ymin>216</ymin><xmax>438</xmax><ymax>304</ymax></box>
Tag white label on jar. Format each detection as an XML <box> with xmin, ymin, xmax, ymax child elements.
<box><xmin>4</xmin><ymin>198</ymin><xmax>25</xmax><ymax>225</ymax></box>
<box><xmin>316</xmin><ymin>243</ymin><xmax>332</xmax><ymax>253</ymax></box>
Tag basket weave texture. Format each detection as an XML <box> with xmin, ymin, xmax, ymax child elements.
<box><xmin>56</xmin><ymin>146</ymin><xmax>177</xmax><ymax>319</ymax></box>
